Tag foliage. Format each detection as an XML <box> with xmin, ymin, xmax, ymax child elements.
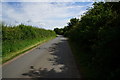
<box><xmin>2</xmin><ymin>24</ymin><xmax>56</xmax><ymax>56</ymax></box>
<box><xmin>54</xmin><ymin>28</ymin><xmax>64</xmax><ymax>35</ymax></box>
<box><xmin>56</xmin><ymin>2</ymin><xmax>120</xmax><ymax>80</ymax></box>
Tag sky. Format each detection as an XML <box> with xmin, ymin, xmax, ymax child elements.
<box><xmin>1</xmin><ymin>1</ymin><xmax>94</xmax><ymax>30</ymax></box>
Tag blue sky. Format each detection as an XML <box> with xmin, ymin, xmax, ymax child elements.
<box><xmin>2</xmin><ymin>2</ymin><xmax>93</xmax><ymax>29</ymax></box>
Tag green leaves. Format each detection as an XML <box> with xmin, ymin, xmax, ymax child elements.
<box><xmin>2</xmin><ymin>24</ymin><xmax>56</xmax><ymax>55</ymax></box>
<box><xmin>60</xmin><ymin>2</ymin><xmax>120</xmax><ymax>80</ymax></box>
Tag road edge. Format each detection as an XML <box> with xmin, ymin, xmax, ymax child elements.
<box><xmin>2</xmin><ymin>37</ymin><xmax>56</xmax><ymax>66</ymax></box>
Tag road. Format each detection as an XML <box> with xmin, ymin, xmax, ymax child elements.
<box><xmin>2</xmin><ymin>36</ymin><xmax>81</xmax><ymax>78</ymax></box>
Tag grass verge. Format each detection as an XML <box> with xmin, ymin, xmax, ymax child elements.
<box><xmin>68</xmin><ymin>40</ymin><xmax>97</xmax><ymax>80</ymax></box>
<box><xmin>2</xmin><ymin>36</ymin><xmax>56</xmax><ymax>64</ymax></box>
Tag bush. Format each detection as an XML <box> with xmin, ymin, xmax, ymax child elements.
<box><xmin>61</xmin><ymin>2</ymin><xmax>120</xmax><ymax>80</ymax></box>
<box><xmin>2</xmin><ymin>24</ymin><xmax>56</xmax><ymax>55</ymax></box>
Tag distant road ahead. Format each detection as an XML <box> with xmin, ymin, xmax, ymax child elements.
<box><xmin>2</xmin><ymin>36</ymin><xmax>80</xmax><ymax>78</ymax></box>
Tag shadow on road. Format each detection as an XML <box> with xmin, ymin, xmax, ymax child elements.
<box><xmin>22</xmin><ymin>37</ymin><xmax>80</xmax><ymax>78</ymax></box>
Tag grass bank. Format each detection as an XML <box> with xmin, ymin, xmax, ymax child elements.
<box><xmin>2</xmin><ymin>36</ymin><xmax>56</xmax><ymax>64</ymax></box>
<box><xmin>2</xmin><ymin>24</ymin><xmax>56</xmax><ymax>64</ymax></box>
<box><xmin>69</xmin><ymin>40</ymin><xmax>97</xmax><ymax>80</ymax></box>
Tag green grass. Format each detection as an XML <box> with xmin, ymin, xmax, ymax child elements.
<box><xmin>1</xmin><ymin>24</ymin><xmax>57</xmax><ymax>64</ymax></box>
<box><xmin>68</xmin><ymin>40</ymin><xmax>97</xmax><ymax>80</ymax></box>
<box><xmin>2</xmin><ymin>36</ymin><xmax>56</xmax><ymax>64</ymax></box>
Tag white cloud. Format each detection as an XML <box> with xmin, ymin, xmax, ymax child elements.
<box><xmin>2</xmin><ymin>2</ymin><xmax>92</xmax><ymax>29</ymax></box>
<box><xmin>2</xmin><ymin>0</ymin><xmax>119</xmax><ymax>2</ymax></box>
<box><xmin>2</xmin><ymin>0</ymin><xmax>94</xmax><ymax>2</ymax></box>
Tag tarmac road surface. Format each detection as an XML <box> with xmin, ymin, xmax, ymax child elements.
<box><xmin>2</xmin><ymin>35</ymin><xmax>81</xmax><ymax>78</ymax></box>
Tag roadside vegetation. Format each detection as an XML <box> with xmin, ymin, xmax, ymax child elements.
<box><xmin>54</xmin><ymin>2</ymin><xmax>120</xmax><ymax>80</ymax></box>
<box><xmin>2</xmin><ymin>24</ymin><xmax>56</xmax><ymax>63</ymax></box>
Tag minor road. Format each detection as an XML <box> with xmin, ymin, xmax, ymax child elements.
<box><xmin>2</xmin><ymin>36</ymin><xmax>80</xmax><ymax>78</ymax></box>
